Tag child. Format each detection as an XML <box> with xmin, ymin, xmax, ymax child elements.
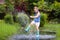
<box><xmin>25</xmin><ymin>6</ymin><xmax>40</xmax><ymax>40</ymax></box>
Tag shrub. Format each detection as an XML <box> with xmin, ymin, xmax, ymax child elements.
<box><xmin>5</xmin><ymin>0</ymin><xmax>14</xmax><ymax>12</ymax></box>
<box><xmin>40</xmin><ymin>12</ymin><xmax>48</xmax><ymax>27</ymax></box>
<box><xmin>0</xmin><ymin>4</ymin><xmax>6</xmax><ymax>13</ymax></box>
<box><xmin>17</xmin><ymin>12</ymin><xmax>29</xmax><ymax>27</ymax></box>
<box><xmin>50</xmin><ymin>1</ymin><xmax>60</xmax><ymax>17</ymax></box>
<box><xmin>6</xmin><ymin>4</ymin><xmax>14</xmax><ymax>12</ymax></box>
<box><xmin>4</xmin><ymin>14</ymin><xmax>14</xmax><ymax>24</ymax></box>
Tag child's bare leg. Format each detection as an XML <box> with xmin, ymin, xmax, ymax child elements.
<box><xmin>25</xmin><ymin>21</ymin><xmax>34</xmax><ymax>32</ymax></box>
<box><xmin>35</xmin><ymin>23</ymin><xmax>40</xmax><ymax>40</ymax></box>
<box><xmin>36</xmin><ymin>26</ymin><xmax>39</xmax><ymax>40</ymax></box>
<box><xmin>35</xmin><ymin>24</ymin><xmax>39</xmax><ymax>34</ymax></box>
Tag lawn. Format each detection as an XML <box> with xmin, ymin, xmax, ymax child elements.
<box><xmin>0</xmin><ymin>20</ymin><xmax>19</xmax><ymax>40</ymax></box>
<box><xmin>40</xmin><ymin>23</ymin><xmax>60</xmax><ymax>40</ymax></box>
<box><xmin>0</xmin><ymin>20</ymin><xmax>60</xmax><ymax>40</ymax></box>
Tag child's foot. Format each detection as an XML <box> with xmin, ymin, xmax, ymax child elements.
<box><xmin>36</xmin><ymin>35</ymin><xmax>39</xmax><ymax>40</ymax></box>
<box><xmin>25</xmin><ymin>29</ymin><xmax>28</xmax><ymax>32</ymax></box>
<box><xmin>25</xmin><ymin>25</ymin><xmax>30</xmax><ymax>32</ymax></box>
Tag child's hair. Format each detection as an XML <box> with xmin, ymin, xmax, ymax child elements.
<box><xmin>34</xmin><ymin>5</ymin><xmax>40</xmax><ymax>11</ymax></box>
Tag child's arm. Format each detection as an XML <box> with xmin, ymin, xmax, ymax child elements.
<box><xmin>30</xmin><ymin>12</ymin><xmax>40</xmax><ymax>18</ymax></box>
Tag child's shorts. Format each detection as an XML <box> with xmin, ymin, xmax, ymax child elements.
<box><xmin>31</xmin><ymin>21</ymin><xmax>40</xmax><ymax>27</ymax></box>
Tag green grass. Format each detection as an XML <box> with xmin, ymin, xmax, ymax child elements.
<box><xmin>40</xmin><ymin>23</ymin><xmax>60</xmax><ymax>40</ymax></box>
<box><xmin>0</xmin><ymin>20</ymin><xmax>19</xmax><ymax>40</ymax></box>
<box><xmin>0</xmin><ymin>20</ymin><xmax>60</xmax><ymax>40</ymax></box>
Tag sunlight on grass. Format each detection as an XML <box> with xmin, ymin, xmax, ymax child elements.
<box><xmin>0</xmin><ymin>20</ymin><xmax>19</xmax><ymax>40</ymax></box>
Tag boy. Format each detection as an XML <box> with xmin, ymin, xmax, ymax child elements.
<box><xmin>25</xmin><ymin>6</ymin><xmax>40</xmax><ymax>40</ymax></box>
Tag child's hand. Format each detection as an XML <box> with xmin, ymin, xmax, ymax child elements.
<box><xmin>30</xmin><ymin>16</ymin><xmax>33</xmax><ymax>18</ymax></box>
